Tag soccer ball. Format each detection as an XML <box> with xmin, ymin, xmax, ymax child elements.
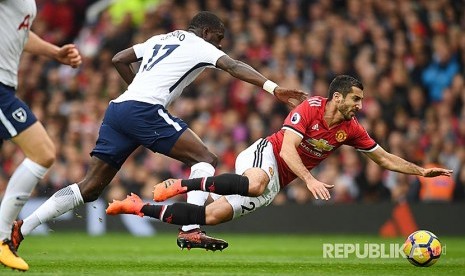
<box><xmin>403</xmin><ymin>230</ymin><xmax>442</xmax><ymax>267</ymax></box>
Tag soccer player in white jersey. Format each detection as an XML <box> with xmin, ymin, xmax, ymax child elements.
<box><xmin>9</xmin><ymin>11</ymin><xmax>307</xmax><ymax>261</ymax></box>
<box><xmin>0</xmin><ymin>0</ymin><xmax>81</xmax><ymax>271</ymax></box>
<box><xmin>106</xmin><ymin>75</ymin><xmax>452</xmax><ymax>249</ymax></box>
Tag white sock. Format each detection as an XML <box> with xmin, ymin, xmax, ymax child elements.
<box><xmin>0</xmin><ymin>158</ymin><xmax>48</xmax><ymax>240</ymax></box>
<box><xmin>181</xmin><ymin>162</ymin><xmax>215</xmax><ymax>232</ymax></box>
<box><xmin>21</xmin><ymin>184</ymin><xmax>84</xmax><ymax>236</ymax></box>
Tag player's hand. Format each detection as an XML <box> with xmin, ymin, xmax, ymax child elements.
<box><xmin>274</xmin><ymin>87</ymin><xmax>308</xmax><ymax>108</ymax></box>
<box><xmin>422</xmin><ymin>168</ymin><xmax>453</xmax><ymax>177</ymax></box>
<box><xmin>306</xmin><ymin>179</ymin><xmax>334</xmax><ymax>200</ymax></box>
<box><xmin>56</xmin><ymin>44</ymin><xmax>82</xmax><ymax>68</ymax></box>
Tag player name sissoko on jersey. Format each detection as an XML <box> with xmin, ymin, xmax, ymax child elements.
<box><xmin>160</xmin><ymin>30</ymin><xmax>186</xmax><ymax>41</ymax></box>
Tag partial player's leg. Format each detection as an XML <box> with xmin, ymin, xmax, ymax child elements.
<box><xmin>157</xmin><ymin>127</ymin><xmax>218</xmax><ymax>213</ymax></box>
<box><xmin>166</xmin><ymin>127</ymin><xmax>217</xmax><ymax>167</ymax></box>
<box><xmin>0</xmin><ymin>88</ymin><xmax>54</xmax><ymax>271</ymax></box>
<box><xmin>145</xmin><ymin>113</ymin><xmax>223</xmax><ymax>249</ymax></box>
<box><xmin>106</xmin><ymin>165</ymin><xmax>278</xmax><ymax>250</ymax></box>
<box><xmin>106</xmin><ymin>115</ymin><xmax>226</xmax><ymax>250</ymax></box>
<box><xmin>176</xmin><ymin>196</ymin><xmax>231</xmax><ymax>250</ymax></box>
<box><xmin>224</xmin><ymin>138</ymin><xmax>281</xmax><ymax>219</ymax></box>
<box><xmin>153</xmin><ymin>138</ymin><xmax>272</xmax><ymax>201</ymax></box>
<box><xmin>171</xmin><ymin>137</ymin><xmax>279</xmax><ymax>228</ymax></box>
<box><xmin>223</xmin><ymin>169</ymin><xmax>279</xmax><ymax>219</ymax></box>
<box><xmin>14</xmin><ymin>102</ymin><xmax>138</xmax><ymax>249</ymax></box>
<box><xmin>106</xmin><ymin>194</ymin><xmax>230</xmax><ymax>251</ymax></box>
<box><xmin>181</xmin><ymin>163</ymin><xmax>215</xmax><ymax>233</ymax></box>
<box><xmin>1</xmin><ymin>123</ymin><xmax>53</xmax><ymax>271</ymax></box>
<box><xmin>164</xmin><ymin>129</ymin><xmax>217</xmax><ymax>233</ymax></box>
<box><xmin>162</xmin><ymin>128</ymin><xmax>227</xmax><ymax>250</ymax></box>
<box><xmin>107</xmin><ymin>138</ymin><xmax>280</xmax><ymax>249</ymax></box>
<box><xmin>16</xmin><ymin>157</ymin><xmax>119</xmax><ymax>240</ymax></box>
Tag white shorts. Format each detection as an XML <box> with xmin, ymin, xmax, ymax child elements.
<box><xmin>222</xmin><ymin>138</ymin><xmax>281</xmax><ymax>219</ymax></box>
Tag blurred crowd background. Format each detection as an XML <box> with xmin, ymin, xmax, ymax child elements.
<box><xmin>1</xmin><ymin>0</ymin><xmax>464</xmax><ymax>206</ymax></box>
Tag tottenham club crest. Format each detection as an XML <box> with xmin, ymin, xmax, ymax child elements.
<box><xmin>12</xmin><ymin>108</ymin><xmax>27</xmax><ymax>123</ymax></box>
<box><xmin>290</xmin><ymin>112</ymin><xmax>301</xmax><ymax>124</ymax></box>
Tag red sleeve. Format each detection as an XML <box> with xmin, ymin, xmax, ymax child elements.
<box><xmin>346</xmin><ymin>119</ymin><xmax>378</xmax><ymax>151</ymax></box>
<box><xmin>282</xmin><ymin>100</ymin><xmax>312</xmax><ymax>137</ymax></box>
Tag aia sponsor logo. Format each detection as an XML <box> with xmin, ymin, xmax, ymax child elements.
<box><xmin>18</xmin><ymin>15</ymin><xmax>31</xmax><ymax>30</ymax></box>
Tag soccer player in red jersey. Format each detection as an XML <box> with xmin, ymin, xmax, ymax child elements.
<box><xmin>106</xmin><ymin>75</ymin><xmax>452</xmax><ymax>249</ymax></box>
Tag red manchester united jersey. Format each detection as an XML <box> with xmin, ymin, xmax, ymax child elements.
<box><xmin>266</xmin><ymin>96</ymin><xmax>378</xmax><ymax>187</ymax></box>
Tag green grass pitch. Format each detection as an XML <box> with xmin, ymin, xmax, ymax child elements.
<box><xmin>2</xmin><ymin>233</ymin><xmax>465</xmax><ymax>275</ymax></box>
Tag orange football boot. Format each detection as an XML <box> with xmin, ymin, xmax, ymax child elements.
<box><xmin>153</xmin><ymin>179</ymin><xmax>187</xmax><ymax>202</ymax></box>
<box><xmin>106</xmin><ymin>193</ymin><xmax>146</xmax><ymax>217</ymax></box>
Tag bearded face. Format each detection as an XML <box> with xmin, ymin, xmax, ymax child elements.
<box><xmin>335</xmin><ymin>87</ymin><xmax>363</xmax><ymax>120</ymax></box>
<box><xmin>338</xmin><ymin>100</ymin><xmax>356</xmax><ymax>120</ymax></box>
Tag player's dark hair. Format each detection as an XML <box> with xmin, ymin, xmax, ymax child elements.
<box><xmin>327</xmin><ymin>75</ymin><xmax>363</xmax><ymax>100</ymax></box>
<box><xmin>188</xmin><ymin>11</ymin><xmax>224</xmax><ymax>32</ymax></box>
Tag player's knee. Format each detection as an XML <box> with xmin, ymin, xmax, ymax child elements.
<box><xmin>195</xmin><ymin>151</ymin><xmax>218</xmax><ymax>167</ymax></box>
<box><xmin>186</xmin><ymin>150</ymin><xmax>218</xmax><ymax>168</ymax></box>
<box><xmin>27</xmin><ymin>143</ymin><xmax>56</xmax><ymax>168</ymax></box>
<box><xmin>200</xmin><ymin>151</ymin><xmax>218</xmax><ymax>167</ymax></box>
<box><xmin>248</xmin><ymin>182</ymin><xmax>266</xmax><ymax>197</ymax></box>
<box><xmin>41</xmin><ymin>149</ymin><xmax>56</xmax><ymax>168</ymax></box>
<box><xmin>30</xmin><ymin>143</ymin><xmax>56</xmax><ymax>168</ymax></box>
<box><xmin>205</xmin><ymin>201</ymin><xmax>233</xmax><ymax>225</ymax></box>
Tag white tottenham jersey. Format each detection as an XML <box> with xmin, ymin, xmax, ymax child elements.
<box><xmin>112</xmin><ymin>30</ymin><xmax>226</xmax><ymax>107</ymax></box>
<box><xmin>0</xmin><ymin>0</ymin><xmax>36</xmax><ymax>88</ymax></box>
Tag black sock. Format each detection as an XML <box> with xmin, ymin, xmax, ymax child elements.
<box><xmin>181</xmin><ymin>173</ymin><xmax>249</xmax><ymax>195</ymax></box>
<box><xmin>140</xmin><ymin>203</ymin><xmax>206</xmax><ymax>225</ymax></box>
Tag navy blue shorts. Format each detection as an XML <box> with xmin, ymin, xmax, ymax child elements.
<box><xmin>91</xmin><ymin>101</ymin><xmax>188</xmax><ymax>169</ymax></box>
<box><xmin>0</xmin><ymin>83</ymin><xmax>37</xmax><ymax>139</ymax></box>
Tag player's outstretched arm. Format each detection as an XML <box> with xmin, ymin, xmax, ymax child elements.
<box><xmin>421</xmin><ymin>167</ymin><xmax>454</xmax><ymax>177</ymax></box>
<box><xmin>216</xmin><ymin>55</ymin><xmax>307</xmax><ymax>108</ymax></box>
<box><xmin>280</xmin><ymin>130</ymin><xmax>334</xmax><ymax>200</ymax></box>
<box><xmin>363</xmin><ymin>146</ymin><xmax>453</xmax><ymax>177</ymax></box>
<box><xmin>24</xmin><ymin>31</ymin><xmax>82</xmax><ymax>68</ymax></box>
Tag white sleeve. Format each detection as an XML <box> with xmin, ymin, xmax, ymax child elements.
<box><xmin>198</xmin><ymin>42</ymin><xmax>226</xmax><ymax>66</ymax></box>
<box><xmin>133</xmin><ymin>36</ymin><xmax>160</xmax><ymax>59</ymax></box>
<box><xmin>132</xmin><ymin>43</ymin><xmax>146</xmax><ymax>59</ymax></box>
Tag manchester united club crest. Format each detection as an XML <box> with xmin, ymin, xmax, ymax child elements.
<box><xmin>335</xmin><ymin>130</ymin><xmax>347</xmax><ymax>142</ymax></box>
